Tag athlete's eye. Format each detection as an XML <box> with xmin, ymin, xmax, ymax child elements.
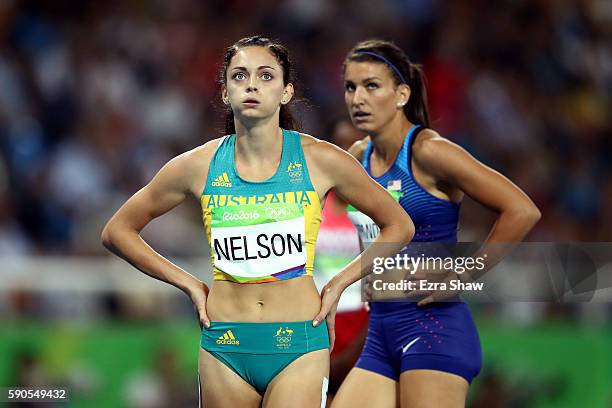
<box><xmin>345</xmin><ymin>83</ymin><xmax>355</xmax><ymax>92</ymax></box>
<box><xmin>232</xmin><ymin>72</ymin><xmax>247</xmax><ymax>80</ymax></box>
<box><xmin>261</xmin><ymin>72</ymin><xmax>273</xmax><ymax>81</ymax></box>
<box><xmin>366</xmin><ymin>82</ymin><xmax>379</xmax><ymax>90</ymax></box>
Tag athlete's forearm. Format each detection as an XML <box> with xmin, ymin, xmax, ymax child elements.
<box><xmin>486</xmin><ymin>205</ymin><xmax>541</xmax><ymax>243</ymax></box>
<box><xmin>464</xmin><ymin>205</ymin><xmax>541</xmax><ymax>282</ymax></box>
<box><xmin>101</xmin><ymin>227</ymin><xmax>202</xmax><ymax>295</ymax></box>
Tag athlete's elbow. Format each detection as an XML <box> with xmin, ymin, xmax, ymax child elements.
<box><xmin>405</xmin><ymin>217</ymin><xmax>416</xmax><ymax>244</ymax></box>
<box><xmin>510</xmin><ymin>203</ymin><xmax>541</xmax><ymax>231</ymax></box>
<box><xmin>399</xmin><ymin>213</ymin><xmax>415</xmax><ymax>245</ymax></box>
<box><xmin>100</xmin><ymin>223</ymin><xmax>115</xmax><ymax>251</ymax></box>
<box><xmin>523</xmin><ymin>203</ymin><xmax>541</xmax><ymax>226</ymax></box>
<box><xmin>525</xmin><ymin>206</ymin><xmax>541</xmax><ymax>231</ymax></box>
<box><xmin>101</xmin><ymin>221</ymin><xmax>123</xmax><ymax>252</ymax></box>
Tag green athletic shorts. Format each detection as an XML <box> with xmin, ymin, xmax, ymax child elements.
<box><xmin>200</xmin><ymin>321</ymin><xmax>329</xmax><ymax>394</ymax></box>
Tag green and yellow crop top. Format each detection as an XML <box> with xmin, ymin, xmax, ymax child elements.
<box><xmin>201</xmin><ymin>129</ymin><xmax>322</xmax><ymax>283</ymax></box>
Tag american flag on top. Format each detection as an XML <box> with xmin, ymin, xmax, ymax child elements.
<box><xmin>387</xmin><ymin>179</ymin><xmax>402</xmax><ymax>191</ymax></box>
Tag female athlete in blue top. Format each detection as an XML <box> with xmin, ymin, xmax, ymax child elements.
<box><xmin>331</xmin><ymin>40</ymin><xmax>541</xmax><ymax>408</ymax></box>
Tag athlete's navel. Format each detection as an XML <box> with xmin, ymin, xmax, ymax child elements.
<box><xmin>256</xmin><ymin>301</ymin><xmax>264</xmax><ymax>307</ymax></box>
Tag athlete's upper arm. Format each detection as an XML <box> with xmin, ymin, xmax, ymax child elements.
<box><xmin>413</xmin><ymin>130</ymin><xmax>539</xmax><ymax>214</ymax></box>
<box><xmin>105</xmin><ymin>141</ymin><xmax>217</xmax><ymax>233</ymax></box>
<box><xmin>347</xmin><ymin>137</ymin><xmax>369</xmax><ymax>161</ymax></box>
<box><xmin>312</xmin><ymin>141</ymin><xmax>412</xmax><ymax>238</ymax></box>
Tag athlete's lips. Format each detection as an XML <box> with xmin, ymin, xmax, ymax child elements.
<box><xmin>352</xmin><ymin>111</ymin><xmax>371</xmax><ymax>120</ymax></box>
<box><xmin>242</xmin><ymin>98</ymin><xmax>260</xmax><ymax>106</ymax></box>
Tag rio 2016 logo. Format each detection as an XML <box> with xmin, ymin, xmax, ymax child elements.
<box><xmin>221</xmin><ymin>210</ymin><xmax>261</xmax><ymax>222</ymax></box>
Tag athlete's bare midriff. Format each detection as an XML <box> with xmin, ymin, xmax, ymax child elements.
<box><xmin>206</xmin><ymin>275</ymin><xmax>321</xmax><ymax>322</ymax></box>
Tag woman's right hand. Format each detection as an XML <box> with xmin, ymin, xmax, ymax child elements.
<box><xmin>188</xmin><ymin>281</ymin><xmax>210</xmax><ymax>329</ymax></box>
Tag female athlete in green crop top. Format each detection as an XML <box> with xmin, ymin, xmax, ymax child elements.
<box><xmin>101</xmin><ymin>36</ymin><xmax>414</xmax><ymax>408</ymax></box>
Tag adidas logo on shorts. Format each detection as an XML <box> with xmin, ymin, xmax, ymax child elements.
<box><xmin>216</xmin><ymin>330</ymin><xmax>240</xmax><ymax>345</ymax></box>
<box><xmin>211</xmin><ymin>172</ymin><xmax>232</xmax><ymax>187</ymax></box>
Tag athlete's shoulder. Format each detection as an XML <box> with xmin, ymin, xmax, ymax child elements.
<box><xmin>298</xmin><ymin>132</ymin><xmax>351</xmax><ymax>164</ymax></box>
<box><xmin>298</xmin><ymin>132</ymin><xmax>368</xmax><ymax>191</ymax></box>
<box><xmin>162</xmin><ymin>137</ymin><xmax>226</xmax><ymax>195</ymax></box>
<box><xmin>297</xmin><ymin>132</ymin><xmax>320</xmax><ymax>148</ymax></box>
<box><xmin>412</xmin><ymin>128</ymin><xmax>468</xmax><ymax>173</ymax></box>
<box><xmin>174</xmin><ymin>137</ymin><xmax>224</xmax><ymax>170</ymax></box>
<box><xmin>347</xmin><ymin>137</ymin><xmax>370</xmax><ymax>161</ymax></box>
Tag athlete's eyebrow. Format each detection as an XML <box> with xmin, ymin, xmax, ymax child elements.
<box><xmin>231</xmin><ymin>66</ymin><xmax>277</xmax><ymax>71</ymax></box>
<box><xmin>362</xmin><ymin>76</ymin><xmax>381</xmax><ymax>82</ymax></box>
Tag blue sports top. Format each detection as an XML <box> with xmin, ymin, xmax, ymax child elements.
<box><xmin>348</xmin><ymin>126</ymin><xmax>465</xmax><ymax>313</ymax></box>
<box><xmin>357</xmin><ymin>125</ymin><xmax>460</xmax><ymax>243</ymax></box>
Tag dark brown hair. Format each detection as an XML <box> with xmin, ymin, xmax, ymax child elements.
<box><xmin>344</xmin><ymin>39</ymin><xmax>430</xmax><ymax>127</ymax></box>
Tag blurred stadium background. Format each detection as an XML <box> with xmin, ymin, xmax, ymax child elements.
<box><xmin>0</xmin><ymin>0</ymin><xmax>611</xmax><ymax>407</ymax></box>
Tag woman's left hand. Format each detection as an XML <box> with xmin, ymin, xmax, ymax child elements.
<box><xmin>312</xmin><ymin>280</ymin><xmax>344</xmax><ymax>353</ymax></box>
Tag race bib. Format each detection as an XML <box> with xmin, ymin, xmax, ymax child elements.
<box><xmin>347</xmin><ymin>208</ymin><xmax>379</xmax><ymax>248</ymax></box>
<box><xmin>347</xmin><ymin>189</ymin><xmax>402</xmax><ymax>248</ymax></box>
<box><xmin>211</xmin><ymin>203</ymin><xmax>306</xmax><ymax>281</ymax></box>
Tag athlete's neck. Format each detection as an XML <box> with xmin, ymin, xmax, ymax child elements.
<box><xmin>370</xmin><ymin>116</ymin><xmax>414</xmax><ymax>163</ymax></box>
<box><xmin>234</xmin><ymin>117</ymin><xmax>283</xmax><ymax>165</ymax></box>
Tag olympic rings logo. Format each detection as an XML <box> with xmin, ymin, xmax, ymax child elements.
<box><xmin>288</xmin><ymin>170</ymin><xmax>302</xmax><ymax>178</ymax></box>
<box><xmin>276</xmin><ymin>337</ymin><xmax>292</xmax><ymax>343</ymax></box>
<box><xmin>265</xmin><ymin>206</ymin><xmax>292</xmax><ymax>220</ymax></box>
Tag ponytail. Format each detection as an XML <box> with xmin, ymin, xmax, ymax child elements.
<box><xmin>404</xmin><ymin>64</ymin><xmax>430</xmax><ymax>127</ymax></box>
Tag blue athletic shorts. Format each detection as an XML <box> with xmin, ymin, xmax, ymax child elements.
<box><xmin>355</xmin><ymin>301</ymin><xmax>482</xmax><ymax>383</ymax></box>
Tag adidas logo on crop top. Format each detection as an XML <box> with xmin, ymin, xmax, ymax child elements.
<box><xmin>201</xmin><ymin>129</ymin><xmax>323</xmax><ymax>284</ymax></box>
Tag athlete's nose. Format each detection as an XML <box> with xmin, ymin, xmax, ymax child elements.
<box><xmin>352</xmin><ymin>85</ymin><xmax>367</xmax><ymax>106</ymax></box>
<box><xmin>246</xmin><ymin>77</ymin><xmax>258</xmax><ymax>92</ymax></box>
